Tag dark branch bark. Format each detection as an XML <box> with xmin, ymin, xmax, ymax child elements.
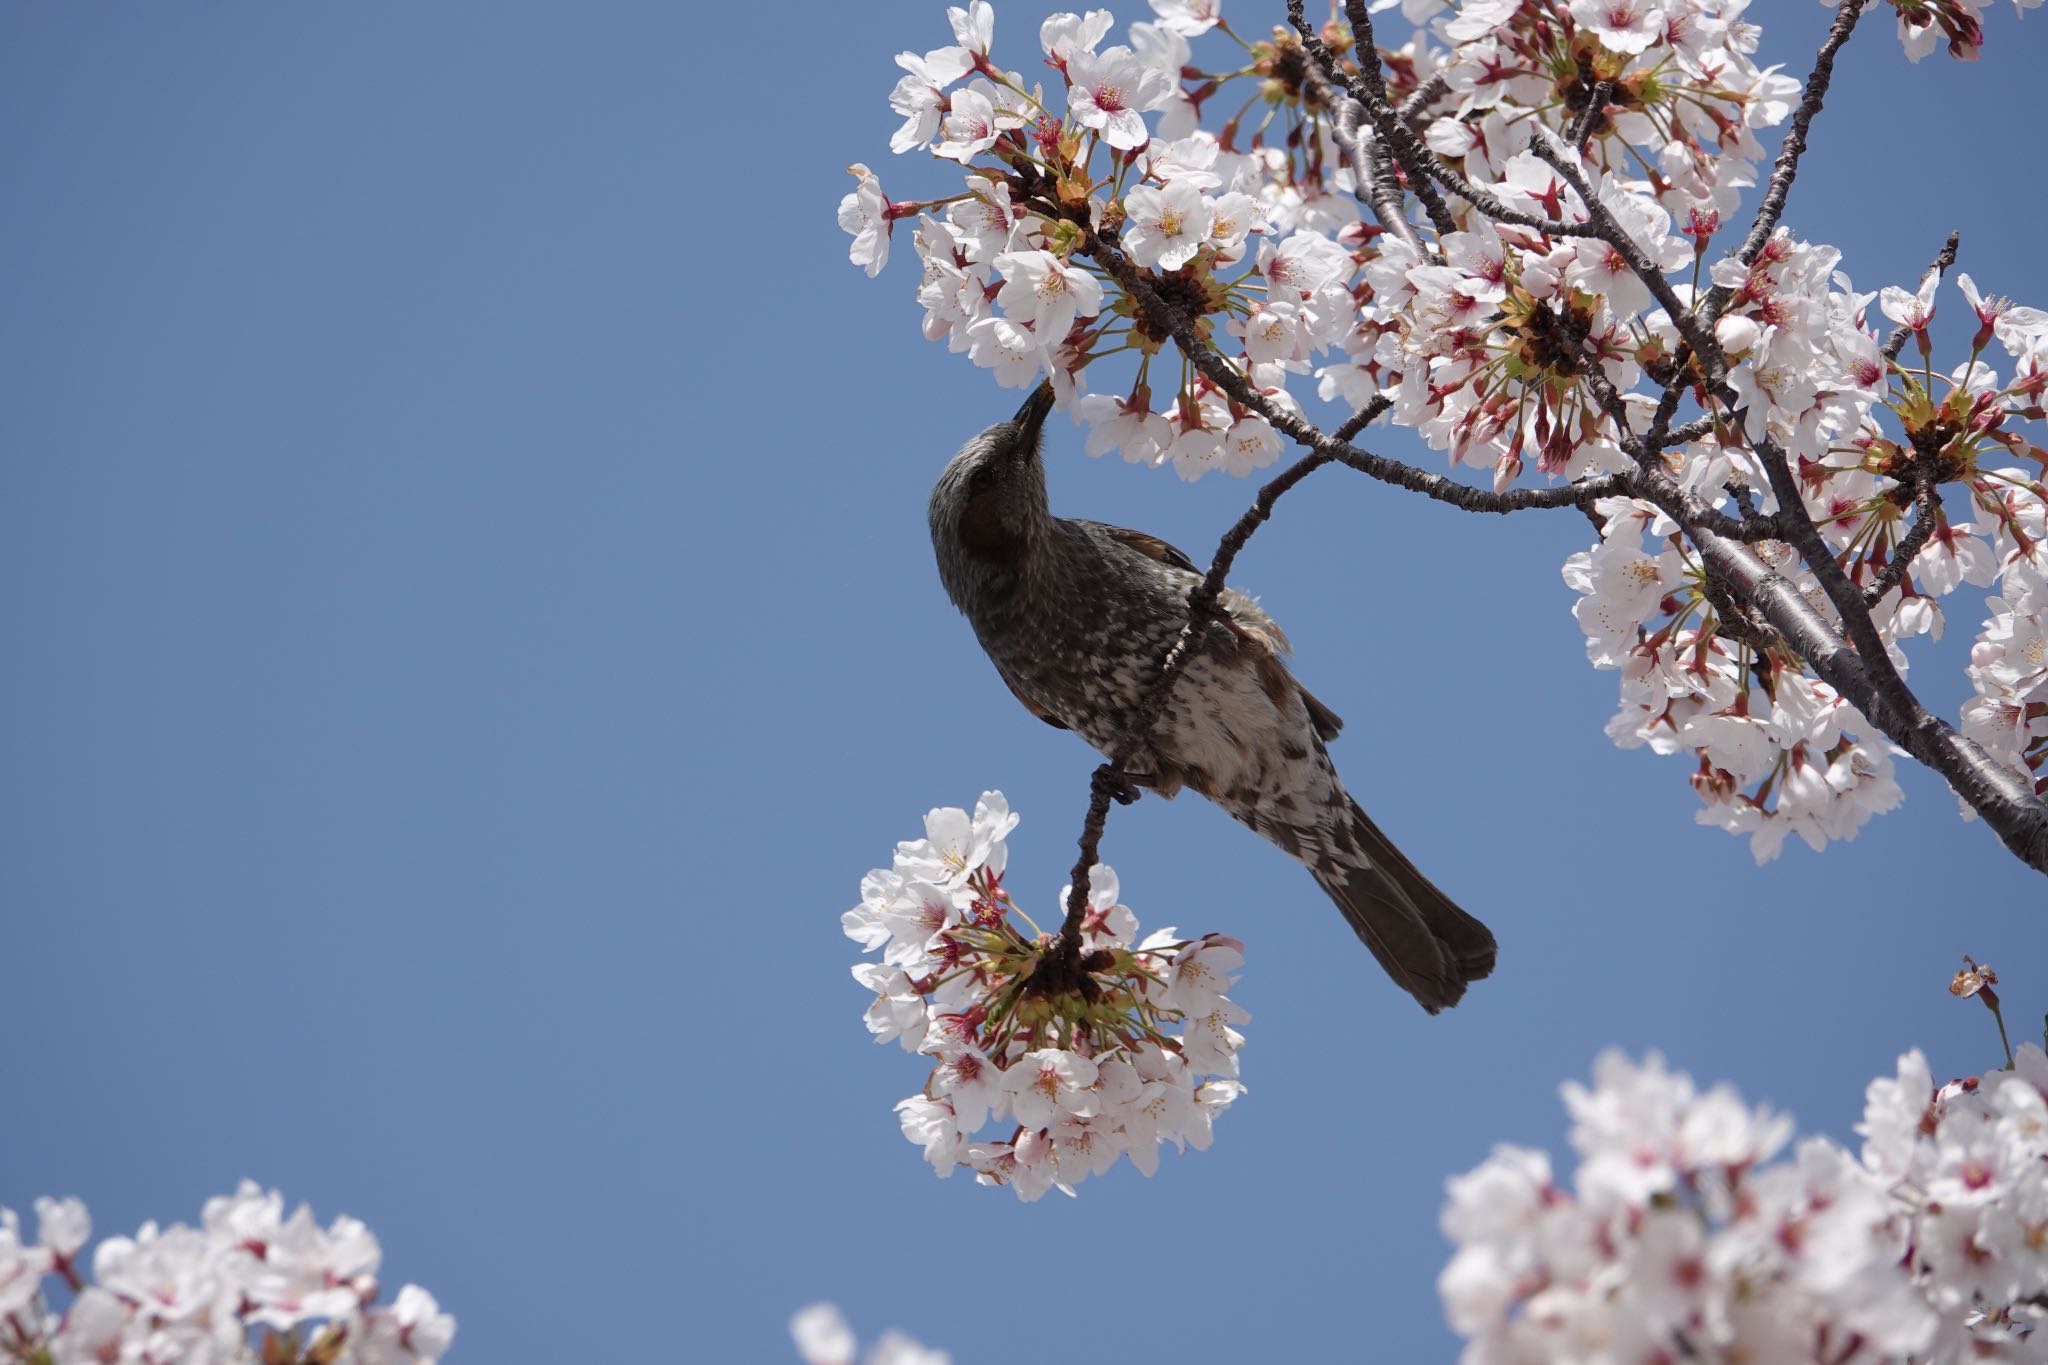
<box><xmin>1686</xmin><ymin>527</ymin><xmax>2048</xmax><ymax>873</ymax></box>
<box><xmin>1286</xmin><ymin>0</ymin><xmax>1459</xmax><ymax>239</ymax></box>
<box><xmin>1397</xmin><ymin>74</ymin><xmax>1448</xmax><ymax>124</ymax></box>
<box><xmin>1570</xmin><ymin>81</ymin><xmax>1613</xmax><ymax>151</ymax></box>
<box><xmin>1518</xmin><ymin>110</ymin><xmax>2048</xmax><ymax>872</ymax></box>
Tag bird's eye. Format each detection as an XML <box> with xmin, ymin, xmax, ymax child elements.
<box><xmin>968</xmin><ymin>467</ymin><xmax>996</xmax><ymax>495</ymax></box>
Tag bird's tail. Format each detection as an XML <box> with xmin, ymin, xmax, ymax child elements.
<box><xmin>1305</xmin><ymin>797</ymin><xmax>1496</xmax><ymax>1014</ymax></box>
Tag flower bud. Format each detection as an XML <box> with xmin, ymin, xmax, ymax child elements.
<box><xmin>1715</xmin><ymin>313</ymin><xmax>1760</xmax><ymax>355</ymax></box>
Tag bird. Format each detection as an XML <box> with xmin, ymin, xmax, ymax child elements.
<box><xmin>928</xmin><ymin>381</ymin><xmax>1496</xmax><ymax>1013</ymax></box>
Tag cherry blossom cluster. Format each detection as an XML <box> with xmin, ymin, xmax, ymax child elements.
<box><xmin>840</xmin><ymin>0</ymin><xmax>1816</xmax><ymax>486</ymax></box>
<box><xmin>1565</xmin><ymin>261</ymin><xmax>2048</xmax><ymax>857</ymax></box>
<box><xmin>791</xmin><ymin>1303</ymin><xmax>950</xmax><ymax>1365</ymax></box>
<box><xmin>841</xmin><ymin>0</ymin><xmax>1370</xmax><ymax>483</ymax></box>
<box><xmin>844</xmin><ymin>792</ymin><xmax>1248</xmax><ymax>1200</ymax></box>
<box><xmin>0</xmin><ymin>1182</ymin><xmax>454</xmax><ymax>1365</ymax></box>
<box><xmin>1441</xmin><ymin>1046</ymin><xmax>2048</xmax><ymax>1362</ymax></box>
<box><xmin>1850</xmin><ymin>0</ymin><xmax>2044</xmax><ymax>62</ymax></box>
<box><xmin>1564</xmin><ymin>488</ymin><xmax>1909</xmax><ymax>864</ymax></box>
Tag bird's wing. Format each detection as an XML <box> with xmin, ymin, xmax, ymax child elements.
<box><xmin>1003</xmin><ymin>671</ymin><xmax>1070</xmax><ymax>729</ymax></box>
<box><xmin>1217</xmin><ymin>590</ymin><xmax>1345</xmax><ymax>743</ymax></box>
<box><xmin>1089</xmin><ymin>522</ymin><xmax>1201</xmax><ymax>575</ymax></box>
<box><xmin>1093</xmin><ymin>521</ymin><xmax>1344</xmax><ymax>741</ymax></box>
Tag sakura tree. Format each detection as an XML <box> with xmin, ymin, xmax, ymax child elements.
<box><xmin>836</xmin><ymin>0</ymin><xmax>2045</xmax><ymax>1324</ymax></box>
<box><xmin>832</xmin><ymin>0</ymin><xmax>2048</xmax><ymax>1353</ymax></box>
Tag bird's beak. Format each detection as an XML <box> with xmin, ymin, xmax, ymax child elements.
<box><xmin>1012</xmin><ymin>381</ymin><xmax>1055</xmax><ymax>448</ymax></box>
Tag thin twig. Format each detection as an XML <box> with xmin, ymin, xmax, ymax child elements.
<box><xmin>1881</xmin><ymin>231</ymin><xmax>1962</xmax><ymax>364</ymax></box>
<box><xmin>1570</xmin><ymin>80</ymin><xmax>1613</xmax><ymax>151</ymax></box>
<box><xmin>1863</xmin><ymin>473</ymin><xmax>1942</xmax><ymax>607</ymax></box>
<box><xmin>1089</xmin><ymin>230</ymin><xmax>1613</xmax><ymax>514</ymax></box>
<box><xmin>1529</xmin><ymin>128</ymin><xmax>1722</xmax><ymax>370</ymax></box>
<box><xmin>1054</xmin><ymin>445</ymin><xmax>1344</xmax><ymax>957</ymax></box>
<box><xmin>1861</xmin><ymin>230</ymin><xmax>1963</xmax><ymax>606</ymax></box>
<box><xmin>1733</xmin><ymin>0</ymin><xmax>1866</xmax><ymax>267</ymax></box>
<box><xmin>1700</xmin><ymin>0</ymin><xmax>1867</xmax><ymax>340</ymax></box>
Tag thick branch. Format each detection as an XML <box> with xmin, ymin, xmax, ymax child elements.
<box><xmin>1528</xmin><ymin>253</ymin><xmax>2048</xmax><ymax>870</ymax></box>
<box><xmin>1544</xmin><ymin>182</ymin><xmax>2048</xmax><ymax>870</ymax></box>
<box><xmin>1517</xmin><ymin>126</ymin><xmax>1972</xmax><ymax>775</ymax></box>
<box><xmin>1686</xmin><ymin>527</ymin><xmax>2048</xmax><ymax>873</ymax></box>
<box><xmin>1398</xmin><ymin>74</ymin><xmax>1448</xmax><ymax>124</ymax></box>
<box><xmin>1302</xmin><ymin>59</ymin><xmax>1425</xmax><ymax>255</ymax></box>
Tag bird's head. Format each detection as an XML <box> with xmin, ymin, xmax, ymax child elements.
<box><xmin>929</xmin><ymin>382</ymin><xmax>1057</xmax><ymax>597</ymax></box>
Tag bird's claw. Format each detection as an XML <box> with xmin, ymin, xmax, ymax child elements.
<box><xmin>1094</xmin><ymin>766</ymin><xmax>1145</xmax><ymax>806</ymax></box>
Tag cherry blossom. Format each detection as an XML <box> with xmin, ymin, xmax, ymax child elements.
<box><xmin>1121</xmin><ymin>182</ymin><xmax>1214</xmax><ymax>270</ymax></box>
<box><xmin>1066</xmin><ymin>45</ymin><xmax>1172</xmax><ymax>149</ymax></box>
<box><xmin>0</xmin><ymin>1184</ymin><xmax>454</xmax><ymax>1365</ymax></box>
<box><xmin>993</xmin><ymin>248</ymin><xmax>1104</xmax><ymax>336</ymax></box>
<box><xmin>1148</xmin><ymin>0</ymin><xmax>1223</xmax><ymax>35</ymax></box>
<box><xmin>1075</xmin><ymin>386</ymin><xmax>1173</xmax><ymax>462</ymax></box>
<box><xmin>837</xmin><ymin>164</ymin><xmax>892</xmax><ymax>278</ymax></box>
<box><xmin>1571</xmin><ymin>0</ymin><xmax>1669</xmax><ymax>54</ymax></box>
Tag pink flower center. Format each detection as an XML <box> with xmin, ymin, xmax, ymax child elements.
<box><xmin>1094</xmin><ymin>82</ymin><xmax>1125</xmax><ymax>113</ymax></box>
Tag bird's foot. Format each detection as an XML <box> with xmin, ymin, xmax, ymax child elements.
<box><xmin>1093</xmin><ymin>765</ymin><xmax>1148</xmax><ymax>807</ymax></box>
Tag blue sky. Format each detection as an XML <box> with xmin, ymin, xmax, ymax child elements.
<box><xmin>2</xmin><ymin>3</ymin><xmax>2043</xmax><ymax>1360</ymax></box>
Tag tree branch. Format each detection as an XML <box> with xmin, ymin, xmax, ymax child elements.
<box><xmin>1863</xmin><ymin>233</ymin><xmax>1963</xmax><ymax>605</ymax></box>
<box><xmin>1300</xmin><ymin>58</ymin><xmax>1425</xmax><ymax>256</ymax></box>
<box><xmin>1051</xmin><ymin>441</ymin><xmax>1345</xmax><ymax>969</ymax></box>
<box><xmin>1285</xmin><ymin>0</ymin><xmax>1459</xmax><ymax>239</ymax></box>
<box><xmin>1734</xmin><ymin>0</ymin><xmax>1866</xmax><ymax>268</ymax></box>
<box><xmin>1087</xmin><ymin>233</ymin><xmax>1618</xmax><ymax>514</ymax></box>
<box><xmin>1528</xmin><ymin>128</ymin><xmax>1723</xmax><ymax>374</ymax></box>
<box><xmin>1863</xmin><ymin>474</ymin><xmax>1942</xmax><ymax>607</ymax></box>
<box><xmin>1685</xmin><ymin>525</ymin><xmax>2048</xmax><ymax>873</ymax></box>
<box><xmin>1700</xmin><ymin>0</ymin><xmax>1867</xmax><ymax>338</ymax></box>
<box><xmin>1570</xmin><ymin>80</ymin><xmax>1613</xmax><ymax>151</ymax></box>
